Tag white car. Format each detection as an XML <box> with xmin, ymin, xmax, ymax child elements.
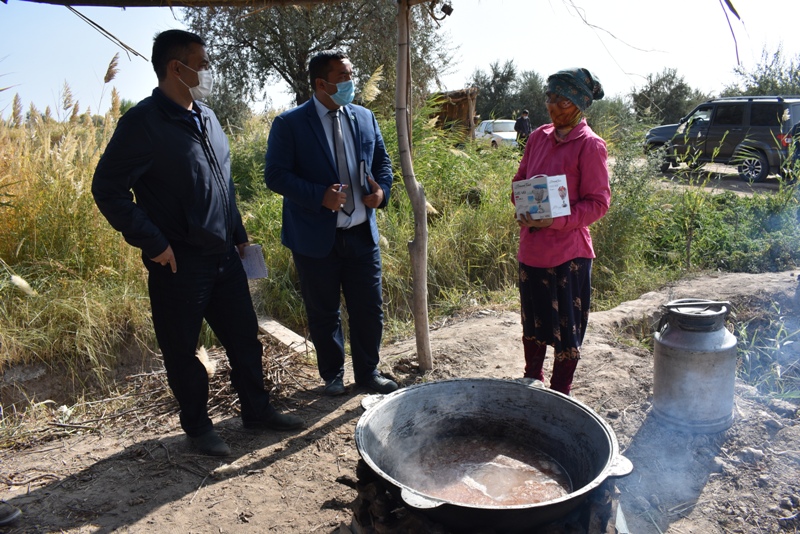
<box><xmin>474</xmin><ymin>119</ymin><xmax>518</xmax><ymax>148</ymax></box>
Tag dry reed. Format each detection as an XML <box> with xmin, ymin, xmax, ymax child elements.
<box><xmin>0</xmin><ymin>338</ymin><xmax>318</xmax><ymax>452</ymax></box>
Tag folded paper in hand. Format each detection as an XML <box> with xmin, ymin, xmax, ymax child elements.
<box><xmin>241</xmin><ymin>244</ymin><xmax>268</xmax><ymax>279</ymax></box>
<box><xmin>513</xmin><ymin>174</ymin><xmax>571</xmax><ymax>220</ymax></box>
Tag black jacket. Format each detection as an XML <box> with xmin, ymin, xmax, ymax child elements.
<box><xmin>92</xmin><ymin>89</ymin><xmax>247</xmax><ymax>258</ymax></box>
<box><xmin>515</xmin><ymin>116</ymin><xmax>532</xmax><ymax>137</ymax></box>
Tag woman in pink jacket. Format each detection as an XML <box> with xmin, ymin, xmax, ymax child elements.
<box><xmin>513</xmin><ymin>68</ymin><xmax>611</xmax><ymax>395</ymax></box>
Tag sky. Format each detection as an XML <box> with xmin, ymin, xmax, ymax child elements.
<box><xmin>2</xmin><ymin>0</ymin><xmax>800</xmax><ymax>118</ymax></box>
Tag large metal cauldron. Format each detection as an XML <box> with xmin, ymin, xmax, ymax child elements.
<box><xmin>355</xmin><ymin>378</ymin><xmax>633</xmax><ymax>532</ymax></box>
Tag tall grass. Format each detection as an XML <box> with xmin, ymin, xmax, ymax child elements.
<box><xmin>735</xmin><ymin>300</ymin><xmax>800</xmax><ymax>399</ymax></box>
<box><xmin>379</xmin><ymin>112</ymin><xmax>521</xmax><ymax>320</ymax></box>
<box><xmin>591</xmin><ymin>114</ymin><xmax>800</xmax><ymax>307</ymax></box>
<box><xmin>591</xmin><ymin>121</ymin><xmax>678</xmax><ymax>308</ymax></box>
<box><xmin>0</xmin><ymin>98</ymin><xmax>151</xmax><ymax>386</ymax></box>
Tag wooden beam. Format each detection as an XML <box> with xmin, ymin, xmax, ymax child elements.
<box><xmin>257</xmin><ymin>315</ymin><xmax>313</xmax><ymax>358</ymax></box>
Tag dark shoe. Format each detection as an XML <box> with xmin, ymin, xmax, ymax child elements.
<box><xmin>0</xmin><ymin>501</ymin><xmax>21</xmax><ymax>527</ymax></box>
<box><xmin>243</xmin><ymin>407</ymin><xmax>304</xmax><ymax>431</ymax></box>
<box><xmin>323</xmin><ymin>376</ymin><xmax>346</xmax><ymax>396</ymax></box>
<box><xmin>360</xmin><ymin>374</ymin><xmax>398</xmax><ymax>394</ymax></box>
<box><xmin>188</xmin><ymin>429</ymin><xmax>231</xmax><ymax>456</ymax></box>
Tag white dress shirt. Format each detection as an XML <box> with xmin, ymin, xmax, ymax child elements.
<box><xmin>313</xmin><ymin>96</ymin><xmax>367</xmax><ymax>229</ymax></box>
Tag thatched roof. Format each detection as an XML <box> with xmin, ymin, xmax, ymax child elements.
<box><xmin>16</xmin><ymin>0</ymin><xmax>332</xmax><ymax>5</ymax></box>
<box><xmin>16</xmin><ymin>0</ymin><xmax>428</xmax><ymax>7</ymax></box>
<box><xmin>435</xmin><ymin>87</ymin><xmax>478</xmax><ymax>104</ymax></box>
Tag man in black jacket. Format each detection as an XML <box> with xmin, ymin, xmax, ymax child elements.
<box><xmin>92</xmin><ymin>29</ymin><xmax>302</xmax><ymax>456</ymax></box>
<box><xmin>515</xmin><ymin>109</ymin><xmax>532</xmax><ymax>146</ymax></box>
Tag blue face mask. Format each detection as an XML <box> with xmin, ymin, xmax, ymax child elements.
<box><xmin>326</xmin><ymin>79</ymin><xmax>355</xmax><ymax>107</ymax></box>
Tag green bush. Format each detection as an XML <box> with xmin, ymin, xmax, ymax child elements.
<box><xmin>228</xmin><ymin>113</ymin><xmax>275</xmax><ymax>201</ymax></box>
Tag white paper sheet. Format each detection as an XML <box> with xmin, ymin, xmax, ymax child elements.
<box><xmin>241</xmin><ymin>244</ymin><xmax>268</xmax><ymax>279</ymax></box>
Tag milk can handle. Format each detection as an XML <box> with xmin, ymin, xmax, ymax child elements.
<box><xmin>656</xmin><ymin>310</ymin><xmax>669</xmax><ymax>335</ymax></box>
<box><xmin>657</xmin><ymin>300</ymin><xmax>732</xmax><ymax>333</ymax></box>
<box><xmin>661</xmin><ymin>300</ymin><xmax>731</xmax><ymax>310</ymax></box>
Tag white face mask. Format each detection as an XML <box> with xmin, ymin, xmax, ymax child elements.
<box><xmin>178</xmin><ymin>62</ymin><xmax>214</xmax><ymax>101</ymax></box>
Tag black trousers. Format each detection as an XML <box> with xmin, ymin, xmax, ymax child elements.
<box><xmin>292</xmin><ymin>223</ymin><xmax>384</xmax><ymax>384</ymax></box>
<box><xmin>146</xmin><ymin>248</ymin><xmax>270</xmax><ymax>437</ymax></box>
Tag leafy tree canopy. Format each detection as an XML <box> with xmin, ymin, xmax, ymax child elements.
<box><xmin>721</xmin><ymin>45</ymin><xmax>800</xmax><ymax>96</ymax></box>
<box><xmin>182</xmin><ymin>1</ymin><xmax>451</xmax><ymax>124</ymax></box>
<box><xmin>516</xmin><ymin>70</ymin><xmax>549</xmax><ymax>129</ymax></box>
<box><xmin>470</xmin><ymin>60</ymin><xmax>548</xmax><ymax>127</ymax></box>
<box><xmin>630</xmin><ymin>68</ymin><xmax>709</xmax><ymax>125</ymax></box>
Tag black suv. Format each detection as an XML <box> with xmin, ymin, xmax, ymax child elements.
<box><xmin>644</xmin><ymin>96</ymin><xmax>800</xmax><ymax>182</ymax></box>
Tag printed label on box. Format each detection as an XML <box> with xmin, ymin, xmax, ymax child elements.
<box><xmin>513</xmin><ymin>174</ymin><xmax>571</xmax><ymax>220</ymax></box>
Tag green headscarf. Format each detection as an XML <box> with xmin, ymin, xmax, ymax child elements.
<box><xmin>546</xmin><ymin>68</ymin><xmax>604</xmax><ymax>111</ymax></box>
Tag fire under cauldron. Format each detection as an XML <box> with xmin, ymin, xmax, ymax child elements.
<box><xmin>355</xmin><ymin>378</ymin><xmax>633</xmax><ymax>532</ymax></box>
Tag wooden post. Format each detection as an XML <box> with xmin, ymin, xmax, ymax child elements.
<box><xmin>395</xmin><ymin>0</ymin><xmax>432</xmax><ymax>372</ymax></box>
<box><xmin>467</xmin><ymin>86</ymin><xmax>477</xmax><ymax>140</ymax></box>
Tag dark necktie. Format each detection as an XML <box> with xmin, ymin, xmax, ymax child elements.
<box><xmin>329</xmin><ymin>110</ymin><xmax>355</xmax><ymax>216</ymax></box>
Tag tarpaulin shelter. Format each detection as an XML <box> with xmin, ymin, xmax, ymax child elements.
<box><xmin>15</xmin><ymin>0</ymin><xmax>437</xmax><ymax>370</ymax></box>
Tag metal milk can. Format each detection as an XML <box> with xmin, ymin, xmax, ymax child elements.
<box><xmin>653</xmin><ymin>298</ymin><xmax>738</xmax><ymax>433</ymax></box>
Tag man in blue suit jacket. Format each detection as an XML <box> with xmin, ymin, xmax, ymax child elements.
<box><xmin>265</xmin><ymin>50</ymin><xmax>398</xmax><ymax>396</ymax></box>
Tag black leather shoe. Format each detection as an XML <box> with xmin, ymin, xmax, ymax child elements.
<box><xmin>323</xmin><ymin>376</ymin><xmax>346</xmax><ymax>396</ymax></box>
<box><xmin>360</xmin><ymin>374</ymin><xmax>398</xmax><ymax>394</ymax></box>
<box><xmin>243</xmin><ymin>407</ymin><xmax>304</xmax><ymax>431</ymax></box>
<box><xmin>188</xmin><ymin>429</ymin><xmax>231</xmax><ymax>456</ymax></box>
<box><xmin>0</xmin><ymin>501</ymin><xmax>22</xmax><ymax>527</ymax></box>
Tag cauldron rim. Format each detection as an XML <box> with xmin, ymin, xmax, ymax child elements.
<box><xmin>355</xmin><ymin>378</ymin><xmax>631</xmax><ymax>512</ymax></box>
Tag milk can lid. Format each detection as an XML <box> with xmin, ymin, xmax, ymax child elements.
<box><xmin>664</xmin><ymin>299</ymin><xmax>728</xmax><ymax>314</ymax></box>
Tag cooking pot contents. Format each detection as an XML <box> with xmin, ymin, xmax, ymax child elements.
<box><xmin>406</xmin><ymin>436</ymin><xmax>572</xmax><ymax>506</ymax></box>
<box><xmin>356</xmin><ymin>380</ymin><xmax>633</xmax><ymax>532</ymax></box>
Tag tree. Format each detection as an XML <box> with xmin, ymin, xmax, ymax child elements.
<box><xmin>469</xmin><ymin>61</ymin><xmax>548</xmax><ymax>126</ymax></box>
<box><xmin>119</xmin><ymin>99</ymin><xmax>137</xmax><ymax>117</ymax></box>
<box><xmin>631</xmin><ymin>68</ymin><xmax>708</xmax><ymax>125</ymax></box>
<box><xmin>515</xmin><ymin>70</ymin><xmax>548</xmax><ymax>129</ymax></box>
<box><xmin>205</xmin><ymin>85</ymin><xmax>253</xmax><ymax>129</ymax></box>
<box><xmin>182</xmin><ymin>1</ymin><xmax>451</xmax><ymax>122</ymax></box>
<box><xmin>721</xmin><ymin>45</ymin><xmax>800</xmax><ymax>96</ymax></box>
<box><xmin>470</xmin><ymin>60</ymin><xmax>518</xmax><ymax>120</ymax></box>
<box><xmin>348</xmin><ymin>3</ymin><xmax>451</xmax><ymax>113</ymax></box>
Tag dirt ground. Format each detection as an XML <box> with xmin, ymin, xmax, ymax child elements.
<box><xmin>1</xmin><ymin>269</ymin><xmax>800</xmax><ymax>533</ymax></box>
<box><xmin>659</xmin><ymin>163</ymin><xmax>785</xmax><ymax>197</ymax></box>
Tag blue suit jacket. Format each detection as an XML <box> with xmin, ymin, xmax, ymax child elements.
<box><xmin>264</xmin><ymin>99</ymin><xmax>394</xmax><ymax>258</ymax></box>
